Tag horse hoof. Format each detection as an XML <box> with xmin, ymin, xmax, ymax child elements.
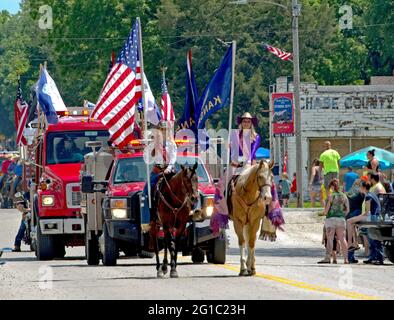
<box><xmin>170</xmin><ymin>270</ymin><xmax>179</xmax><ymax>278</ymax></box>
<box><xmin>248</xmin><ymin>269</ymin><xmax>256</xmax><ymax>276</ymax></box>
<box><xmin>162</xmin><ymin>266</ymin><xmax>168</xmax><ymax>275</ymax></box>
<box><xmin>239</xmin><ymin>270</ymin><xmax>249</xmax><ymax>277</ymax></box>
<box><xmin>157</xmin><ymin>270</ymin><xmax>165</xmax><ymax>278</ymax></box>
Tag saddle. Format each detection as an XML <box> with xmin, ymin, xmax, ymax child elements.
<box><xmin>226</xmin><ymin>175</ymin><xmax>240</xmax><ymax>220</ymax></box>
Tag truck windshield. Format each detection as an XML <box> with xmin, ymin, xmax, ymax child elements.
<box><xmin>46</xmin><ymin>131</ymin><xmax>110</xmax><ymax>165</ymax></box>
<box><xmin>113</xmin><ymin>157</ymin><xmax>210</xmax><ymax>184</ymax></box>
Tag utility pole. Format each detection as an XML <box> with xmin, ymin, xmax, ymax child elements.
<box><xmin>292</xmin><ymin>0</ymin><xmax>303</xmax><ymax>208</ymax></box>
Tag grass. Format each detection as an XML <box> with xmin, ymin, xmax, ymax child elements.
<box><xmin>287</xmin><ymin>201</ymin><xmax>323</xmax><ymax>209</ymax></box>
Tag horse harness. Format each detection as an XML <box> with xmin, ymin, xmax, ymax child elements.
<box><xmin>156</xmin><ymin>173</ymin><xmax>192</xmax><ymax>221</ymax></box>
<box><xmin>231</xmin><ymin>167</ymin><xmax>271</xmax><ymax>214</ymax></box>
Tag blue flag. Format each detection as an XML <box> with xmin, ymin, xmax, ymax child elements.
<box><xmin>177</xmin><ymin>50</ymin><xmax>200</xmax><ymax>134</ymax></box>
<box><xmin>197</xmin><ymin>46</ymin><xmax>233</xmax><ymax>129</ymax></box>
<box><xmin>37</xmin><ymin>67</ymin><xmax>67</xmax><ymax>124</ymax></box>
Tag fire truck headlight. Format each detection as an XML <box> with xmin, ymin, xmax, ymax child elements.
<box><xmin>203</xmin><ymin>197</ymin><xmax>215</xmax><ymax>218</ymax></box>
<box><xmin>111</xmin><ymin>209</ymin><xmax>128</xmax><ymax>219</ymax></box>
<box><xmin>42</xmin><ymin>195</ymin><xmax>55</xmax><ymax>207</ymax></box>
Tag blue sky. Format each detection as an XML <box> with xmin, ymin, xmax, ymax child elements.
<box><xmin>0</xmin><ymin>0</ymin><xmax>22</xmax><ymax>14</ymax></box>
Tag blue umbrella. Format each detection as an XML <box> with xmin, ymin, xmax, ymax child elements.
<box><xmin>340</xmin><ymin>146</ymin><xmax>394</xmax><ymax>170</ymax></box>
<box><xmin>256</xmin><ymin>147</ymin><xmax>270</xmax><ymax>159</ymax></box>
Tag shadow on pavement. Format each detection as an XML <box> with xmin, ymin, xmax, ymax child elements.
<box><xmin>227</xmin><ymin>247</ymin><xmax>324</xmax><ymax>258</ymax></box>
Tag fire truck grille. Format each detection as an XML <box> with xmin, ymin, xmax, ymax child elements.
<box><xmin>71</xmin><ymin>191</ymin><xmax>82</xmax><ymax>206</ymax></box>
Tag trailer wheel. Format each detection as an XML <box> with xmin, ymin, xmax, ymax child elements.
<box><xmin>192</xmin><ymin>247</ymin><xmax>205</xmax><ymax>264</ymax></box>
<box><xmin>36</xmin><ymin>221</ymin><xmax>55</xmax><ymax>261</ymax></box>
<box><xmin>86</xmin><ymin>231</ymin><xmax>100</xmax><ymax>265</ymax></box>
<box><xmin>385</xmin><ymin>243</ymin><xmax>394</xmax><ymax>263</ymax></box>
<box><xmin>207</xmin><ymin>238</ymin><xmax>226</xmax><ymax>264</ymax></box>
<box><xmin>100</xmin><ymin>223</ymin><xmax>118</xmax><ymax>266</ymax></box>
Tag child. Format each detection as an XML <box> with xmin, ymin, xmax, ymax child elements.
<box><xmin>280</xmin><ymin>173</ymin><xmax>291</xmax><ymax>208</ymax></box>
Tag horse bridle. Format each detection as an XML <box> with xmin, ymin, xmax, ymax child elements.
<box><xmin>238</xmin><ymin>165</ymin><xmax>272</xmax><ymax>209</ymax></box>
<box><xmin>157</xmin><ymin>170</ymin><xmax>195</xmax><ymax>217</ymax></box>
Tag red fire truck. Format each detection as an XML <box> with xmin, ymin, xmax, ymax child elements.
<box><xmin>24</xmin><ymin>110</ymin><xmax>109</xmax><ymax>260</ymax></box>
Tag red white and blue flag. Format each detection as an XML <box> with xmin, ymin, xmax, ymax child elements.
<box><xmin>161</xmin><ymin>73</ymin><xmax>175</xmax><ymax>122</ymax></box>
<box><xmin>14</xmin><ymin>80</ymin><xmax>28</xmax><ymax>146</ymax></box>
<box><xmin>262</xmin><ymin>43</ymin><xmax>293</xmax><ymax>61</ymax></box>
<box><xmin>92</xmin><ymin>20</ymin><xmax>142</xmax><ymax>148</ymax></box>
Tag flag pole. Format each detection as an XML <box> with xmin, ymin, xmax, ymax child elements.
<box><xmin>225</xmin><ymin>41</ymin><xmax>236</xmax><ymax>197</ymax></box>
<box><xmin>137</xmin><ymin>17</ymin><xmax>151</xmax><ymax>209</ymax></box>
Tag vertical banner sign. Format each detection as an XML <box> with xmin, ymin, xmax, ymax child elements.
<box><xmin>272</xmin><ymin>93</ymin><xmax>295</xmax><ymax>137</ymax></box>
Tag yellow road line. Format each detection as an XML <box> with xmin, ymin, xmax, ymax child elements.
<box><xmin>216</xmin><ymin>264</ymin><xmax>381</xmax><ymax>300</ymax></box>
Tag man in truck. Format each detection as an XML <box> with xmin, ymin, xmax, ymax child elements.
<box><xmin>56</xmin><ymin>135</ymin><xmax>84</xmax><ymax>164</ymax></box>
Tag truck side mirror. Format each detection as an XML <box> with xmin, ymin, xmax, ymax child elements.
<box><xmin>81</xmin><ymin>175</ymin><xmax>94</xmax><ymax>193</ymax></box>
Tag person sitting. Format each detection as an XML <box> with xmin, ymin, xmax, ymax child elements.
<box><xmin>368</xmin><ymin>172</ymin><xmax>386</xmax><ymax>195</ymax></box>
<box><xmin>56</xmin><ymin>136</ymin><xmax>83</xmax><ymax>163</ymax></box>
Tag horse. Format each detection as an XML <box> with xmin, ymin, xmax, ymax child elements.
<box><xmin>229</xmin><ymin>160</ymin><xmax>274</xmax><ymax>276</ymax></box>
<box><xmin>150</xmin><ymin>163</ymin><xmax>199</xmax><ymax>278</ymax></box>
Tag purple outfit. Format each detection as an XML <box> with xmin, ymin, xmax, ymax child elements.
<box><xmin>231</xmin><ymin>130</ymin><xmax>261</xmax><ymax>163</ymax></box>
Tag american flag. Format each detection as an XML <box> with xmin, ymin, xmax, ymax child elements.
<box><xmin>92</xmin><ymin>20</ymin><xmax>142</xmax><ymax>148</ymax></box>
<box><xmin>161</xmin><ymin>72</ymin><xmax>175</xmax><ymax>122</ymax></box>
<box><xmin>262</xmin><ymin>43</ymin><xmax>293</xmax><ymax>61</ymax></box>
<box><xmin>14</xmin><ymin>80</ymin><xmax>28</xmax><ymax>146</ymax></box>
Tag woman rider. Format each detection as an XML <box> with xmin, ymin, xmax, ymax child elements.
<box><xmin>142</xmin><ymin>121</ymin><xmax>177</xmax><ymax>225</ymax></box>
<box><xmin>230</xmin><ymin>112</ymin><xmax>261</xmax><ymax>173</ymax></box>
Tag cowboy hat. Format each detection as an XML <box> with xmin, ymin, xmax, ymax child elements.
<box><xmin>237</xmin><ymin>112</ymin><xmax>258</xmax><ymax>127</ymax></box>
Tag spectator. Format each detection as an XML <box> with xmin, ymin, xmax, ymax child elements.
<box><xmin>319</xmin><ymin>141</ymin><xmax>341</xmax><ymax>202</ymax></box>
<box><xmin>318</xmin><ymin>179</ymin><xmax>349</xmax><ymax>264</ymax></box>
<box><xmin>12</xmin><ymin>159</ymin><xmax>23</xmax><ymax>194</ymax></box>
<box><xmin>13</xmin><ymin>195</ymin><xmax>30</xmax><ymax>252</ymax></box>
<box><xmin>290</xmin><ymin>172</ymin><xmax>297</xmax><ymax>197</ymax></box>
<box><xmin>346</xmin><ymin>181</ymin><xmax>381</xmax><ymax>255</ymax></box>
<box><xmin>346</xmin><ymin>182</ymin><xmax>365</xmax><ymax>264</ymax></box>
<box><xmin>364</xmin><ymin>149</ymin><xmax>380</xmax><ymax>173</ymax></box>
<box><xmin>279</xmin><ymin>172</ymin><xmax>291</xmax><ymax>207</ymax></box>
<box><xmin>0</xmin><ymin>154</ymin><xmax>12</xmax><ymax>188</ymax></box>
<box><xmin>343</xmin><ymin>167</ymin><xmax>359</xmax><ymax>193</ymax></box>
<box><xmin>368</xmin><ymin>172</ymin><xmax>386</xmax><ymax>195</ymax></box>
<box><xmin>309</xmin><ymin>159</ymin><xmax>323</xmax><ymax>208</ymax></box>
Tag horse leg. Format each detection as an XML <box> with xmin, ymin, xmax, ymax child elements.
<box><xmin>233</xmin><ymin>217</ymin><xmax>248</xmax><ymax>276</ymax></box>
<box><xmin>246</xmin><ymin>217</ymin><xmax>261</xmax><ymax>276</ymax></box>
<box><xmin>167</xmin><ymin>229</ymin><xmax>178</xmax><ymax>278</ymax></box>
<box><xmin>153</xmin><ymin>224</ymin><xmax>164</xmax><ymax>278</ymax></box>
<box><xmin>161</xmin><ymin>229</ymin><xmax>169</xmax><ymax>275</ymax></box>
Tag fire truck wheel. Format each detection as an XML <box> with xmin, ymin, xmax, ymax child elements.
<box><xmin>36</xmin><ymin>221</ymin><xmax>55</xmax><ymax>261</ymax></box>
<box><xmin>54</xmin><ymin>239</ymin><xmax>66</xmax><ymax>259</ymax></box>
<box><xmin>191</xmin><ymin>247</ymin><xmax>205</xmax><ymax>263</ymax></box>
<box><xmin>86</xmin><ymin>231</ymin><xmax>100</xmax><ymax>265</ymax></box>
<box><xmin>207</xmin><ymin>238</ymin><xmax>226</xmax><ymax>264</ymax></box>
<box><xmin>100</xmin><ymin>223</ymin><xmax>118</xmax><ymax>266</ymax></box>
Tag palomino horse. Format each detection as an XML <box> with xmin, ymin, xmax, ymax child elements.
<box><xmin>229</xmin><ymin>160</ymin><xmax>274</xmax><ymax>276</ymax></box>
<box><xmin>151</xmin><ymin>163</ymin><xmax>199</xmax><ymax>278</ymax></box>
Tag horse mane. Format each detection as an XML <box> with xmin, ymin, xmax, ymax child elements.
<box><xmin>236</xmin><ymin>163</ymin><xmax>260</xmax><ymax>188</ymax></box>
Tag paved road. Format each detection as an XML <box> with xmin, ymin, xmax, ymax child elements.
<box><xmin>0</xmin><ymin>208</ymin><xmax>393</xmax><ymax>300</ymax></box>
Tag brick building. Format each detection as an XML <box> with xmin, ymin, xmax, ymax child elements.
<box><xmin>272</xmin><ymin>76</ymin><xmax>394</xmax><ymax>196</ymax></box>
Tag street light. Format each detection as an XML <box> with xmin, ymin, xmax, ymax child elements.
<box><xmin>230</xmin><ymin>0</ymin><xmax>304</xmax><ymax>208</ymax></box>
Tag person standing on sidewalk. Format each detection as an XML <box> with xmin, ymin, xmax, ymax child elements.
<box><xmin>318</xmin><ymin>179</ymin><xmax>349</xmax><ymax>264</ymax></box>
<box><xmin>343</xmin><ymin>167</ymin><xmax>358</xmax><ymax>193</ymax></box>
<box><xmin>319</xmin><ymin>141</ymin><xmax>341</xmax><ymax>202</ymax></box>
<box><xmin>309</xmin><ymin>159</ymin><xmax>324</xmax><ymax>208</ymax></box>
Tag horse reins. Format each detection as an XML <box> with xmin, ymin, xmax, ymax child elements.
<box><xmin>157</xmin><ymin>173</ymin><xmax>193</xmax><ymax>218</ymax></box>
